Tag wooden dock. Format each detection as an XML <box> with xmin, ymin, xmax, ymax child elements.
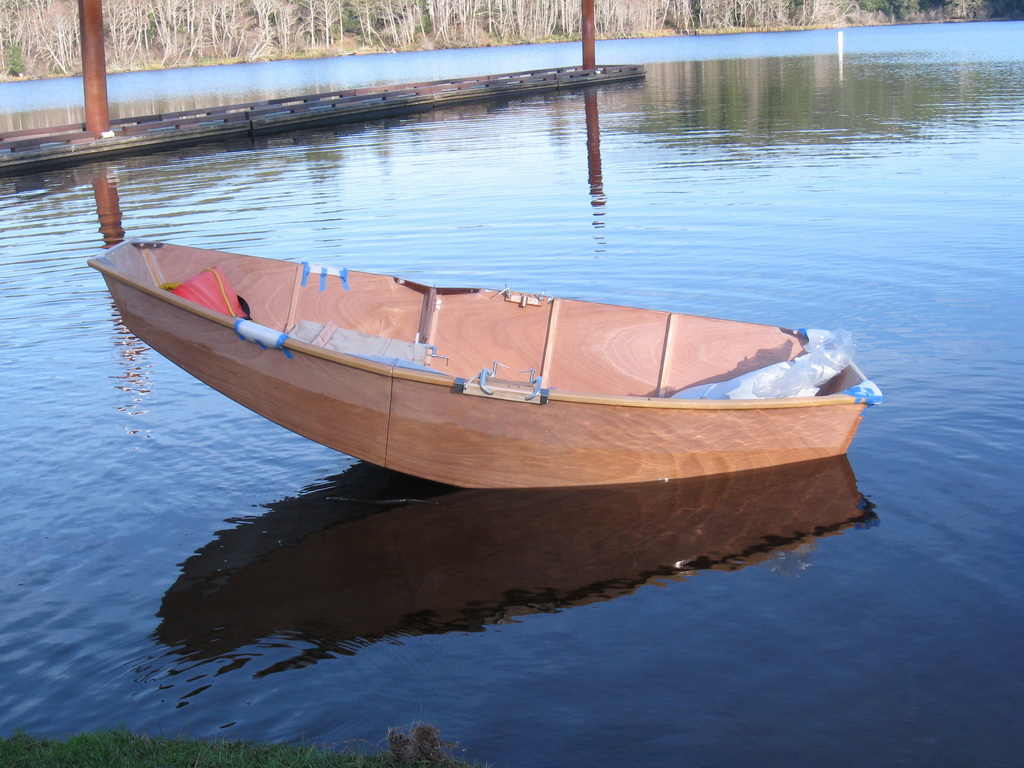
<box><xmin>0</xmin><ymin>65</ymin><xmax>643</xmax><ymax>175</ymax></box>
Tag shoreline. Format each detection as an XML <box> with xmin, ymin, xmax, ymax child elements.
<box><xmin>1</xmin><ymin>17</ymin><xmax>1002</xmax><ymax>85</ymax></box>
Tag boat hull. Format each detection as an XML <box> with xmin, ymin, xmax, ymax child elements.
<box><xmin>386</xmin><ymin>376</ymin><xmax>865</xmax><ymax>487</ymax></box>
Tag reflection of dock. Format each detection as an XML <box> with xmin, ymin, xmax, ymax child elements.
<box><xmin>152</xmin><ymin>457</ymin><xmax>876</xmax><ymax>681</ymax></box>
<box><xmin>0</xmin><ymin>66</ymin><xmax>643</xmax><ymax>175</ymax></box>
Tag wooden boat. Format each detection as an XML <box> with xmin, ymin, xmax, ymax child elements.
<box><xmin>89</xmin><ymin>240</ymin><xmax>882</xmax><ymax>488</ymax></box>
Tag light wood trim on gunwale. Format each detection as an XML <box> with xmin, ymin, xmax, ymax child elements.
<box><xmin>89</xmin><ymin>254</ymin><xmax>865</xmax><ymax>412</ymax></box>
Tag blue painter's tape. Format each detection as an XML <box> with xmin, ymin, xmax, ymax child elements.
<box><xmin>234</xmin><ymin>318</ymin><xmax>292</xmax><ymax>357</ymax></box>
<box><xmin>842</xmin><ymin>379</ymin><xmax>883</xmax><ymax>406</ymax></box>
<box><xmin>301</xmin><ymin>262</ymin><xmax>349</xmax><ymax>291</ymax></box>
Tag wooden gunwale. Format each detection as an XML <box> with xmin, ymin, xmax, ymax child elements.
<box><xmin>89</xmin><ymin>255</ymin><xmax>864</xmax><ymax>411</ymax></box>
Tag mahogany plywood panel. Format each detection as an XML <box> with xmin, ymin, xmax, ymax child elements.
<box><xmin>385</xmin><ymin>376</ymin><xmax>865</xmax><ymax>487</ymax></box>
<box><xmin>544</xmin><ymin>299</ymin><xmax>670</xmax><ymax>396</ymax></box>
<box><xmin>294</xmin><ymin>270</ymin><xmax>423</xmax><ymax>342</ymax></box>
<box><xmin>105</xmin><ymin>276</ymin><xmax>392</xmax><ymax>465</ymax></box>
<box><xmin>430</xmin><ymin>290</ymin><xmax>552</xmax><ymax>379</ymax></box>
<box><xmin>664</xmin><ymin>314</ymin><xmax>801</xmax><ymax>393</ymax></box>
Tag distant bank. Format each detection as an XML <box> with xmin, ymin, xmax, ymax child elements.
<box><xmin>2</xmin><ymin>0</ymin><xmax>1019</xmax><ymax>82</ymax></box>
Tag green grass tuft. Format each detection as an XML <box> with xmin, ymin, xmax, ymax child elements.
<box><xmin>0</xmin><ymin>728</ymin><xmax>481</xmax><ymax>767</ymax></box>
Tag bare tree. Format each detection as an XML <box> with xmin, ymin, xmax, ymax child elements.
<box><xmin>105</xmin><ymin>0</ymin><xmax>152</xmax><ymax>70</ymax></box>
<box><xmin>302</xmin><ymin>0</ymin><xmax>343</xmax><ymax>49</ymax></box>
<box><xmin>946</xmin><ymin>0</ymin><xmax>984</xmax><ymax>17</ymax></box>
<box><xmin>598</xmin><ymin>0</ymin><xmax>669</xmax><ymax>37</ymax></box>
<box><xmin>21</xmin><ymin>0</ymin><xmax>81</xmax><ymax>74</ymax></box>
<box><xmin>798</xmin><ymin>0</ymin><xmax>857</xmax><ymax>26</ymax></box>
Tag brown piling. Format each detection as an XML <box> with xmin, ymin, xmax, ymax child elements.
<box><xmin>582</xmin><ymin>0</ymin><xmax>596</xmax><ymax>70</ymax></box>
<box><xmin>78</xmin><ymin>0</ymin><xmax>110</xmax><ymax>135</ymax></box>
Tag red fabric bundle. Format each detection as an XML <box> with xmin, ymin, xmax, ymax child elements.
<box><xmin>170</xmin><ymin>267</ymin><xmax>246</xmax><ymax>318</ymax></box>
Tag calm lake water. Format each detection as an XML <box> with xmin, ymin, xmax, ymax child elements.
<box><xmin>2</xmin><ymin>21</ymin><xmax>1023</xmax><ymax>768</ymax></box>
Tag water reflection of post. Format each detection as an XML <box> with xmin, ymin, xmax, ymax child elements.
<box><xmin>91</xmin><ymin>168</ymin><xmax>125</xmax><ymax>247</ymax></box>
<box><xmin>584</xmin><ymin>89</ymin><xmax>607</xmax><ymax>240</ymax></box>
<box><xmin>838</xmin><ymin>29</ymin><xmax>845</xmax><ymax>81</ymax></box>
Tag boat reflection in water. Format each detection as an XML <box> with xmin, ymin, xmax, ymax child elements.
<box><xmin>152</xmin><ymin>457</ymin><xmax>876</xmax><ymax>682</ymax></box>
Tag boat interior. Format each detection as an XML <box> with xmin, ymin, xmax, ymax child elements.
<box><xmin>99</xmin><ymin>241</ymin><xmax>860</xmax><ymax>399</ymax></box>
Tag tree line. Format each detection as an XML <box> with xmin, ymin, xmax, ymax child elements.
<box><xmin>1</xmin><ymin>0</ymin><xmax>1017</xmax><ymax>80</ymax></box>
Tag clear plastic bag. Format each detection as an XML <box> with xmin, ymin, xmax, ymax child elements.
<box><xmin>673</xmin><ymin>329</ymin><xmax>855</xmax><ymax>400</ymax></box>
<box><xmin>751</xmin><ymin>328</ymin><xmax>855</xmax><ymax>398</ymax></box>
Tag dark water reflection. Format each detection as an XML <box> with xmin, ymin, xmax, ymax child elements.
<box><xmin>150</xmin><ymin>458</ymin><xmax>875</xmax><ymax>692</ymax></box>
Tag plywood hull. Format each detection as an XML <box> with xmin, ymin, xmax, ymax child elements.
<box><xmin>105</xmin><ymin>277</ymin><xmax>394</xmax><ymax>466</ymax></box>
<box><xmin>387</xmin><ymin>380</ymin><xmax>865</xmax><ymax>487</ymax></box>
<box><xmin>91</xmin><ymin>241</ymin><xmax>876</xmax><ymax>488</ymax></box>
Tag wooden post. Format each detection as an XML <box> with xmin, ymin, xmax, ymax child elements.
<box><xmin>79</xmin><ymin>0</ymin><xmax>110</xmax><ymax>135</ymax></box>
<box><xmin>581</xmin><ymin>0</ymin><xmax>596</xmax><ymax>70</ymax></box>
